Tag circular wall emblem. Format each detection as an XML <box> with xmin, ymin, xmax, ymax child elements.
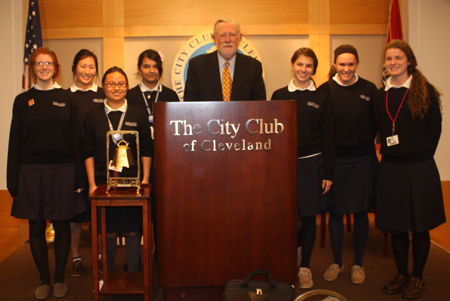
<box><xmin>171</xmin><ymin>31</ymin><xmax>263</xmax><ymax>101</ymax></box>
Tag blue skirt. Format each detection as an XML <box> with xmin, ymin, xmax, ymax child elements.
<box><xmin>330</xmin><ymin>153</ymin><xmax>378</xmax><ymax>215</ymax></box>
<box><xmin>297</xmin><ymin>154</ymin><xmax>332</xmax><ymax>217</ymax></box>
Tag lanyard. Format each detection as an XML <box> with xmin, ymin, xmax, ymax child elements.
<box><xmin>143</xmin><ymin>84</ymin><xmax>160</xmax><ymax>116</ymax></box>
<box><xmin>386</xmin><ymin>89</ymin><xmax>409</xmax><ymax>136</ymax></box>
<box><xmin>104</xmin><ymin>105</ymin><xmax>127</xmax><ymax>143</ymax></box>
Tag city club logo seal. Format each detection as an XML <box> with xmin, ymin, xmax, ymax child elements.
<box><xmin>171</xmin><ymin>31</ymin><xmax>263</xmax><ymax>101</ymax></box>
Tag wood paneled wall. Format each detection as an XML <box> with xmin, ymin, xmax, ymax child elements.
<box><xmin>35</xmin><ymin>0</ymin><xmax>395</xmax><ymax>84</ymax></box>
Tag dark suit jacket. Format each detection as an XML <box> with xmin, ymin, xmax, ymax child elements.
<box><xmin>184</xmin><ymin>51</ymin><xmax>266</xmax><ymax>101</ymax></box>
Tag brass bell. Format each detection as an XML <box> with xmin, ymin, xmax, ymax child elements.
<box><xmin>112</xmin><ymin>139</ymin><xmax>136</xmax><ymax>169</ymax></box>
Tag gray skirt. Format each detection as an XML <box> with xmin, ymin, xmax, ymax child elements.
<box><xmin>376</xmin><ymin>158</ymin><xmax>446</xmax><ymax>233</ymax></box>
<box><xmin>330</xmin><ymin>153</ymin><xmax>378</xmax><ymax>215</ymax></box>
<box><xmin>11</xmin><ymin>163</ymin><xmax>86</xmax><ymax>220</ymax></box>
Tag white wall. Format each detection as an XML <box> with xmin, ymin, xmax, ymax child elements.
<box><xmin>1</xmin><ymin>0</ymin><xmax>23</xmax><ymax>190</ymax></box>
<box><xmin>408</xmin><ymin>0</ymin><xmax>450</xmax><ymax>180</ymax></box>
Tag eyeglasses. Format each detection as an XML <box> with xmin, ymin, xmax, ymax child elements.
<box><xmin>35</xmin><ymin>61</ymin><xmax>54</xmax><ymax>67</ymax></box>
<box><xmin>105</xmin><ymin>82</ymin><xmax>127</xmax><ymax>89</ymax></box>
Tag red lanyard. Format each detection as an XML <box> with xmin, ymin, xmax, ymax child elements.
<box><xmin>386</xmin><ymin>89</ymin><xmax>409</xmax><ymax>136</ymax></box>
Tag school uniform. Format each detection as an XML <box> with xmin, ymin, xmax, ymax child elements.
<box><xmin>69</xmin><ymin>83</ymin><xmax>105</xmax><ymax>222</ymax></box>
<box><xmin>373</xmin><ymin>76</ymin><xmax>446</xmax><ymax>233</ymax></box>
<box><xmin>81</xmin><ymin>99</ymin><xmax>153</xmax><ymax>233</ymax></box>
<box><xmin>272</xmin><ymin>80</ymin><xmax>335</xmax><ymax>217</ymax></box>
<box><xmin>127</xmin><ymin>82</ymin><xmax>178</xmax><ymax>173</ymax></box>
<box><xmin>7</xmin><ymin>85</ymin><xmax>85</xmax><ymax>220</ymax></box>
<box><xmin>127</xmin><ymin>82</ymin><xmax>179</xmax><ymax>113</ymax></box>
<box><xmin>319</xmin><ymin>75</ymin><xmax>378</xmax><ymax>215</ymax></box>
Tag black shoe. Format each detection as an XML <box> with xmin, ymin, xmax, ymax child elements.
<box><xmin>70</xmin><ymin>259</ymin><xmax>84</xmax><ymax>277</ymax></box>
<box><xmin>401</xmin><ymin>276</ymin><xmax>425</xmax><ymax>299</ymax></box>
<box><xmin>383</xmin><ymin>274</ymin><xmax>409</xmax><ymax>295</ymax></box>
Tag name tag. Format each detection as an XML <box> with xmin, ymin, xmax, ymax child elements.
<box><xmin>387</xmin><ymin>135</ymin><xmax>399</xmax><ymax>147</ymax></box>
<box><xmin>53</xmin><ymin>102</ymin><xmax>66</xmax><ymax>107</ymax></box>
<box><xmin>124</xmin><ymin>121</ymin><xmax>137</xmax><ymax>127</ymax></box>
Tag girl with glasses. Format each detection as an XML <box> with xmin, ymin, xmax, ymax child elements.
<box><xmin>7</xmin><ymin>47</ymin><xmax>85</xmax><ymax>299</ymax></box>
<box><xmin>81</xmin><ymin>66</ymin><xmax>153</xmax><ymax>273</ymax></box>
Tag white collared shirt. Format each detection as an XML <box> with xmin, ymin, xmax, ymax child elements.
<box><xmin>384</xmin><ymin>75</ymin><xmax>412</xmax><ymax>91</ymax></box>
<box><xmin>332</xmin><ymin>73</ymin><xmax>359</xmax><ymax>86</ymax></box>
<box><xmin>70</xmin><ymin>83</ymin><xmax>98</xmax><ymax>92</ymax></box>
<box><xmin>104</xmin><ymin>98</ymin><xmax>128</xmax><ymax>114</ymax></box>
<box><xmin>288</xmin><ymin>79</ymin><xmax>316</xmax><ymax>92</ymax></box>
<box><xmin>218</xmin><ymin>53</ymin><xmax>236</xmax><ymax>82</ymax></box>
<box><xmin>139</xmin><ymin>81</ymin><xmax>162</xmax><ymax>93</ymax></box>
<box><xmin>33</xmin><ymin>82</ymin><xmax>62</xmax><ymax>90</ymax></box>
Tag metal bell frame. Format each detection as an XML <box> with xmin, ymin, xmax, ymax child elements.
<box><xmin>106</xmin><ymin>130</ymin><xmax>141</xmax><ymax>193</ymax></box>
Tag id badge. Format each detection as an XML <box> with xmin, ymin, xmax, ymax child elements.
<box><xmin>109</xmin><ymin>160</ymin><xmax>123</xmax><ymax>172</ymax></box>
<box><xmin>386</xmin><ymin>135</ymin><xmax>399</xmax><ymax>147</ymax></box>
<box><xmin>149</xmin><ymin>114</ymin><xmax>154</xmax><ymax>125</ymax></box>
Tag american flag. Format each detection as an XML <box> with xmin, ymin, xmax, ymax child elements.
<box><xmin>23</xmin><ymin>0</ymin><xmax>43</xmax><ymax>90</ymax></box>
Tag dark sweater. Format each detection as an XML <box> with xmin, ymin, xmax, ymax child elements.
<box><xmin>71</xmin><ymin>88</ymin><xmax>106</xmax><ymax>188</ymax></box>
<box><xmin>271</xmin><ymin>87</ymin><xmax>335</xmax><ymax>180</ymax></box>
<box><xmin>7</xmin><ymin>88</ymin><xmax>74</xmax><ymax>197</ymax></box>
<box><xmin>373</xmin><ymin>84</ymin><xmax>441</xmax><ymax>163</ymax></box>
<box><xmin>81</xmin><ymin>104</ymin><xmax>153</xmax><ymax>185</ymax></box>
<box><xmin>319</xmin><ymin>78</ymin><xmax>378</xmax><ymax>156</ymax></box>
<box><xmin>127</xmin><ymin>84</ymin><xmax>179</xmax><ymax>115</ymax></box>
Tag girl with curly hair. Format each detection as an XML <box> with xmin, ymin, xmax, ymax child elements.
<box><xmin>374</xmin><ymin>39</ymin><xmax>446</xmax><ymax>299</ymax></box>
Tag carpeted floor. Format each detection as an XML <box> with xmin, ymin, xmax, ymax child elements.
<box><xmin>0</xmin><ymin>224</ymin><xmax>449</xmax><ymax>300</ymax></box>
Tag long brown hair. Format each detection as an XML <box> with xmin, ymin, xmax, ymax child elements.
<box><xmin>384</xmin><ymin>40</ymin><xmax>442</xmax><ymax>119</ymax></box>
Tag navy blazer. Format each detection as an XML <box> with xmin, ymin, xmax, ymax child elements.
<box><xmin>184</xmin><ymin>51</ymin><xmax>266</xmax><ymax>101</ymax></box>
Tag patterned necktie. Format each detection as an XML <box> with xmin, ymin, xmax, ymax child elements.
<box><xmin>222</xmin><ymin>62</ymin><xmax>232</xmax><ymax>101</ymax></box>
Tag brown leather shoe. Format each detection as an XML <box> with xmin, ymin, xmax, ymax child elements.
<box><xmin>401</xmin><ymin>276</ymin><xmax>425</xmax><ymax>299</ymax></box>
<box><xmin>383</xmin><ymin>274</ymin><xmax>409</xmax><ymax>295</ymax></box>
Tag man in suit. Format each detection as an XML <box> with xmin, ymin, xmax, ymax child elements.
<box><xmin>184</xmin><ymin>19</ymin><xmax>266</xmax><ymax>101</ymax></box>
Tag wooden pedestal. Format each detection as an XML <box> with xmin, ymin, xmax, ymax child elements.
<box><xmin>90</xmin><ymin>184</ymin><xmax>152</xmax><ymax>301</ymax></box>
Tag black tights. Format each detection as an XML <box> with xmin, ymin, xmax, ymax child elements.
<box><xmin>298</xmin><ymin>215</ymin><xmax>316</xmax><ymax>268</ymax></box>
<box><xmin>29</xmin><ymin>219</ymin><xmax>71</xmax><ymax>285</ymax></box>
<box><xmin>391</xmin><ymin>231</ymin><xmax>430</xmax><ymax>279</ymax></box>
<box><xmin>329</xmin><ymin>211</ymin><xmax>369</xmax><ymax>267</ymax></box>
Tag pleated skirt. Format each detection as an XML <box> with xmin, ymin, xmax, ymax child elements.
<box><xmin>297</xmin><ymin>154</ymin><xmax>332</xmax><ymax>217</ymax></box>
<box><xmin>330</xmin><ymin>153</ymin><xmax>378</xmax><ymax>215</ymax></box>
<box><xmin>375</xmin><ymin>158</ymin><xmax>446</xmax><ymax>233</ymax></box>
<box><xmin>12</xmin><ymin>163</ymin><xmax>86</xmax><ymax>220</ymax></box>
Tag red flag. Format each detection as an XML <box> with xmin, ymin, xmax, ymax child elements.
<box><xmin>379</xmin><ymin>0</ymin><xmax>404</xmax><ymax>145</ymax></box>
<box><xmin>382</xmin><ymin>0</ymin><xmax>404</xmax><ymax>86</ymax></box>
<box><xmin>387</xmin><ymin>0</ymin><xmax>403</xmax><ymax>43</ymax></box>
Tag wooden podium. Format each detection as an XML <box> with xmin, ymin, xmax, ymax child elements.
<box><xmin>154</xmin><ymin>101</ymin><xmax>298</xmax><ymax>300</ymax></box>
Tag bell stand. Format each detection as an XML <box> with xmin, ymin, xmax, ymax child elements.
<box><xmin>106</xmin><ymin>130</ymin><xmax>140</xmax><ymax>193</ymax></box>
